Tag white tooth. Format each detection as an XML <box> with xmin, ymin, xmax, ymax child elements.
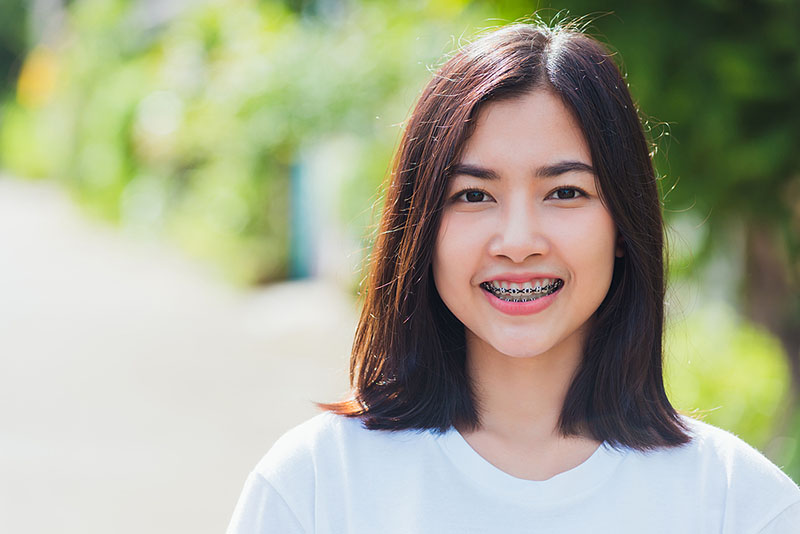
<box><xmin>500</xmin><ymin>281</ymin><xmax>508</xmax><ymax>289</ymax></box>
<box><xmin>490</xmin><ymin>281</ymin><xmax>500</xmax><ymax>289</ymax></box>
<box><xmin>507</xmin><ymin>282</ymin><xmax>522</xmax><ymax>290</ymax></box>
<box><xmin>523</xmin><ymin>281</ymin><xmax>533</xmax><ymax>290</ymax></box>
<box><xmin>533</xmin><ymin>280</ymin><xmax>543</xmax><ymax>289</ymax></box>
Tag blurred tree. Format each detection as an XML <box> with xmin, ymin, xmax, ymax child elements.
<box><xmin>0</xmin><ymin>0</ymin><xmax>28</xmax><ymax>97</ymax></box>
<box><xmin>644</xmin><ymin>0</ymin><xmax>799</xmax><ymax>409</ymax></box>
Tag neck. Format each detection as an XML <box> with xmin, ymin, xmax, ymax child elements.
<box><xmin>463</xmin><ymin>328</ymin><xmax>587</xmax><ymax>444</ymax></box>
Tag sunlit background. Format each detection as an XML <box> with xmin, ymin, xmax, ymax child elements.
<box><xmin>1</xmin><ymin>0</ymin><xmax>798</xmax><ymax>532</ymax></box>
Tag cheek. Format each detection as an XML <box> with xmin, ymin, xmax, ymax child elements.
<box><xmin>431</xmin><ymin>221</ymin><xmax>445</xmax><ymax>284</ymax></box>
<box><xmin>548</xmin><ymin>208</ymin><xmax>616</xmax><ymax>285</ymax></box>
<box><xmin>568</xmin><ymin>213</ymin><xmax>618</xmax><ymax>294</ymax></box>
<box><xmin>433</xmin><ymin>219</ymin><xmax>457</xmax><ymax>287</ymax></box>
<box><xmin>432</xmin><ymin>215</ymin><xmax>476</xmax><ymax>305</ymax></box>
<box><xmin>434</xmin><ymin>215</ymin><xmax>469</xmax><ymax>267</ymax></box>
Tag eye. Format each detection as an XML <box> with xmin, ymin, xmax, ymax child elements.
<box><xmin>546</xmin><ymin>187</ymin><xmax>586</xmax><ymax>200</ymax></box>
<box><xmin>453</xmin><ymin>188</ymin><xmax>493</xmax><ymax>203</ymax></box>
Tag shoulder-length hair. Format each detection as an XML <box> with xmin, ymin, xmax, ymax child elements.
<box><xmin>323</xmin><ymin>21</ymin><xmax>690</xmax><ymax>450</ymax></box>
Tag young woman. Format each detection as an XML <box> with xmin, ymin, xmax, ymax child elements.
<box><xmin>228</xmin><ymin>21</ymin><xmax>800</xmax><ymax>533</ymax></box>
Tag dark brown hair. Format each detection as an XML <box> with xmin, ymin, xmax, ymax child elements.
<box><xmin>323</xmin><ymin>21</ymin><xmax>690</xmax><ymax>450</ymax></box>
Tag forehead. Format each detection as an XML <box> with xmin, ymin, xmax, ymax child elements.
<box><xmin>459</xmin><ymin>90</ymin><xmax>591</xmax><ymax>167</ymax></box>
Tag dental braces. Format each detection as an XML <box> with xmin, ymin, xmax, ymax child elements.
<box><xmin>481</xmin><ymin>279</ymin><xmax>564</xmax><ymax>301</ymax></box>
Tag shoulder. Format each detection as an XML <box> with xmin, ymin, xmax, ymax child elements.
<box><xmin>242</xmin><ymin>412</ymin><xmax>438</xmax><ymax>532</ymax></box>
<box><xmin>253</xmin><ymin>412</ymin><xmax>434</xmax><ymax>489</ymax></box>
<box><xmin>229</xmin><ymin>414</ymin><xmax>370</xmax><ymax>534</ymax></box>
<box><xmin>253</xmin><ymin>412</ymin><xmax>356</xmax><ymax>483</ymax></box>
<box><xmin>623</xmin><ymin>415</ymin><xmax>800</xmax><ymax>530</ymax></box>
<box><xmin>680</xmin><ymin>415</ymin><xmax>796</xmax><ymax>487</ymax></box>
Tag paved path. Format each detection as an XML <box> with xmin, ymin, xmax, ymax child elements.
<box><xmin>0</xmin><ymin>176</ymin><xmax>355</xmax><ymax>533</ymax></box>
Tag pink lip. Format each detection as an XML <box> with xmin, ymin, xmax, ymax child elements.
<box><xmin>481</xmin><ymin>283</ymin><xmax>562</xmax><ymax>316</ymax></box>
<box><xmin>481</xmin><ymin>272</ymin><xmax>562</xmax><ymax>283</ymax></box>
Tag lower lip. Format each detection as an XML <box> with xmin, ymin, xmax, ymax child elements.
<box><xmin>482</xmin><ymin>285</ymin><xmax>562</xmax><ymax>316</ymax></box>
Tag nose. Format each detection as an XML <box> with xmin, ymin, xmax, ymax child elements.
<box><xmin>487</xmin><ymin>198</ymin><xmax>551</xmax><ymax>263</ymax></box>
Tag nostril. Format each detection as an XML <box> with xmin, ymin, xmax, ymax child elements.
<box><xmin>489</xmin><ymin>224</ymin><xmax>551</xmax><ymax>261</ymax></box>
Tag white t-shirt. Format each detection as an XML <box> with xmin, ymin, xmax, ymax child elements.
<box><xmin>227</xmin><ymin>413</ymin><xmax>800</xmax><ymax>533</ymax></box>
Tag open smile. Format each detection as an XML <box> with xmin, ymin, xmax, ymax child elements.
<box><xmin>478</xmin><ymin>278</ymin><xmax>564</xmax><ymax>316</ymax></box>
<box><xmin>479</xmin><ymin>279</ymin><xmax>564</xmax><ymax>302</ymax></box>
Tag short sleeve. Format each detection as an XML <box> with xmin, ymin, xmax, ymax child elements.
<box><xmin>757</xmin><ymin>499</ymin><xmax>800</xmax><ymax>534</ymax></box>
<box><xmin>226</xmin><ymin>471</ymin><xmax>307</xmax><ymax>534</ymax></box>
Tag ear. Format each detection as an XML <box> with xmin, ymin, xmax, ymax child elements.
<box><xmin>615</xmin><ymin>233</ymin><xmax>625</xmax><ymax>258</ymax></box>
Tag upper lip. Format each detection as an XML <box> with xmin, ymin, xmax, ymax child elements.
<box><xmin>481</xmin><ymin>273</ymin><xmax>563</xmax><ymax>284</ymax></box>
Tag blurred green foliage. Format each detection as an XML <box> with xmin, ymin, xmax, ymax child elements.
<box><xmin>0</xmin><ymin>0</ymin><xmax>483</xmax><ymax>282</ymax></box>
<box><xmin>665</xmin><ymin>300</ymin><xmax>800</xmax><ymax>480</ymax></box>
<box><xmin>1</xmin><ymin>0</ymin><xmax>798</xmax><ymax>478</ymax></box>
<box><xmin>665</xmin><ymin>303</ymin><xmax>790</xmax><ymax>448</ymax></box>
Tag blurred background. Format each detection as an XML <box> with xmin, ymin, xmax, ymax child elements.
<box><xmin>0</xmin><ymin>0</ymin><xmax>798</xmax><ymax>532</ymax></box>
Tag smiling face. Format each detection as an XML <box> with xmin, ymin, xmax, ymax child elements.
<box><xmin>432</xmin><ymin>90</ymin><xmax>622</xmax><ymax>362</ymax></box>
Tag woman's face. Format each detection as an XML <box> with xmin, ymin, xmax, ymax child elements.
<box><xmin>432</xmin><ymin>90</ymin><xmax>622</xmax><ymax>360</ymax></box>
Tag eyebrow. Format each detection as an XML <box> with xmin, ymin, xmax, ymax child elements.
<box><xmin>449</xmin><ymin>160</ymin><xmax>595</xmax><ymax>180</ymax></box>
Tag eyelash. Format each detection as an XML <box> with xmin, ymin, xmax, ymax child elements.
<box><xmin>451</xmin><ymin>186</ymin><xmax>588</xmax><ymax>203</ymax></box>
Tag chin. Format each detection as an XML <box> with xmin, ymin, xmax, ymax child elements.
<box><xmin>484</xmin><ymin>335</ymin><xmax>557</xmax><ymax>359</ymax></box>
